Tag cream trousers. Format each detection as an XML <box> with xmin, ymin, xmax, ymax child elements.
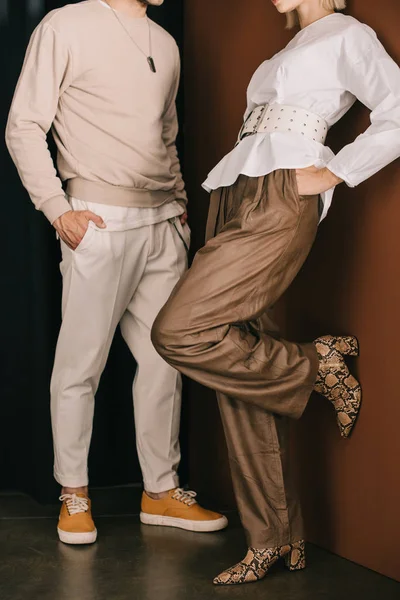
<box><xmin>50</xmin><ymin>217</ymin><xmax>189</xmax><ymax>491</ymax></box>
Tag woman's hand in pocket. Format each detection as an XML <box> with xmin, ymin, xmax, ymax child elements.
<box><xmin>296</xmin><ymin>166</ymin><xmax>342</xmax><ymax>196</ymax></box>
<box><xmin>53</xmin><ymin>210</ymin><xmax>106</xmax><ymax>250</ymax></box>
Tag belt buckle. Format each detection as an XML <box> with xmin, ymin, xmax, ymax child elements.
<box><xmin>253</xmin><ymin>104</ymin><xmax>268</xmax><ymax>134</ymax></box>
<box><xmin>236</xmin><ymin>112</ymin><xmax>252</xmax><ymax>146</ymax></box>
<box><xmin>236</xmin><ymin>104</ymin><xmax>268</xmax><ymax>146</ymax></box>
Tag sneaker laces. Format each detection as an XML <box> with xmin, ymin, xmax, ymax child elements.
<box><xmin>59</xmin><ymin>494</ymin><xmax>89</xmax><ymax>515</ymax></box>
<box><xmin>171</xmin><ymin>488</ymin><xmax>197</xmax><ymax>506</ymax></box>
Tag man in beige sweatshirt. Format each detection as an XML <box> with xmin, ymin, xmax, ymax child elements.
<box><xmin>6</xmin><ymin>0</ymin><xmax>227</xmax><ymax>545</ymax></box>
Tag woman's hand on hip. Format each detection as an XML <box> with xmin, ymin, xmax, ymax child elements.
<box><xmin>296</xmin><ymin>166</ymin><xmax>342</xmax><ymax>196</ymax></box>
<box><xmin>53</xmin><ymin>210</ymin><xmax>106</xmax><ymax>250</ymax></box>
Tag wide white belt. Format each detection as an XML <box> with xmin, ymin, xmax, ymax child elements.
<box><xmin>237</xmin><ymin>103</ymin><xmax>328</xmax><ymax>146</ymax></box>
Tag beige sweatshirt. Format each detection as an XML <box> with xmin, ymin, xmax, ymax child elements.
<box><xmin>6</xmin><ymin>0</ymin><xmax>187</xmax><ymax>224</ymax></box>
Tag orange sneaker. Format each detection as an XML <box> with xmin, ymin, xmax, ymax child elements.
<box><xmin>57</xmin><ymin>493</ymin><xmax>97</xmax><ymax>545</ymax></box>
<box><xmin>140</xmin><ymin>488</ymin><xmax>228</xmax><ymax>532</ymax></box>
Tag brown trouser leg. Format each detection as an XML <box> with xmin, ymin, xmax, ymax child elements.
<box><xmin>152</xmin><ymin>170</ymin><xmax>320</xmax><ymax>547</ymax></box>
<box><xmin>218</xmin><ymin>391</ymin><xmax>304</xmax><ymax>547</ymax></box>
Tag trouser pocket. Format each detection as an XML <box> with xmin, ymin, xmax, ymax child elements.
<box><xmin>169</xmin><ymin>217</ymin><xmax>191</xmax><ymax>253</ymax></box>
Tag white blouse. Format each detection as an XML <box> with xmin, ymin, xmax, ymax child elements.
<box><xmin>202</xmin><ymin>13</ymin><xmax>400</xmax><ymax>221</ymax></box>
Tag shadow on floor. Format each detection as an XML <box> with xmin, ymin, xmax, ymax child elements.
<box><xmin>0</xmin><ymin>487</ymin><xmax>399</xmax><ymax>600</ymax></box>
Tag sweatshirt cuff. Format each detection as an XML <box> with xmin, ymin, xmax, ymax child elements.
<box><xmin>41</xmin><ymin>195</ymin><xmax>71</xmax><ymax>224</ymax></box>
<box><xmin>176</xmin><ymin>197</ymin><xmax>188</xmax><ymax>211</ymax></box>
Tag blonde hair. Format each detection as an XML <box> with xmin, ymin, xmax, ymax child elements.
<box><xmin>286</xmin><ymin>1</ymin><xmax>346</xmax><ymax>29</ymax></box>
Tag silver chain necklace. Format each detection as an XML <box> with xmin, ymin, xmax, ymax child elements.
<box><xmin>107</xmin><ymin>3</ymin><xmax>156</xmax><ymax>73</ymax></box>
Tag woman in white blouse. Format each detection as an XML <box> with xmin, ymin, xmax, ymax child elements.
<box><xmin>152</xmin><ymin>0</ymin><xmax>400</xmax><ymax>586</ymax></box>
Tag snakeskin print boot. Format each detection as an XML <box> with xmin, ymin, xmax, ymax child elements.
<box><xmin>213</xmin><ymin>539</ymin><xmax>306</xmax><ymax>586</ymax></box>
<box><xmin>314</xmin><ymin>335</ymin><xmax>361</xmax><ymax>438</ymax></box>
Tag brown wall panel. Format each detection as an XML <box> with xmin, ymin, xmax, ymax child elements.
<box><xmin>184</xmin><ymin>0</ymin><xmax>400</xmax><ymax>580</ymax></box>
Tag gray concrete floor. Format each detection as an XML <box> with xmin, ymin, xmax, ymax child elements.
<box><xmin>0</xmin><ymin>487</ymin><xmax>399</xmax><ymax>600</ymax></box>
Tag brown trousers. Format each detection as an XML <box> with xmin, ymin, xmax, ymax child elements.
<box><xmin>152</xmin><ymin>170</ymin><xmax>320</xmax><ymax>548</ymax></box>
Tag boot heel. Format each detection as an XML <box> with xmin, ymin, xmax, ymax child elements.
<box><xmin>284</xmin><ymin>540</ymin><xmax>306</xmax><ymax>571</ymax></box>
<box><xmin>333</xmin><ymin>336</ymin><xmax>359</xmax><ymax>356</ymax></box>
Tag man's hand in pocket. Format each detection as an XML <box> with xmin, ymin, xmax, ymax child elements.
<box><xmin>53</xmin><ymin>210</ymin><xmax>106</xmax><ymax>250</ymax></box>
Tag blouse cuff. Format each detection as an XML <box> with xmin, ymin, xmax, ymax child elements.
<box><xmin>326</xmin><ymin>161</ymin><xmax>356</xmax><ymax>188</ymax></box>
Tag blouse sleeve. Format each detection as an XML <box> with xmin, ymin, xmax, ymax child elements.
<box><xmin>327</xmin><ymin>26</ymin><xmax>400</xmax><ymax>187</ymax></box>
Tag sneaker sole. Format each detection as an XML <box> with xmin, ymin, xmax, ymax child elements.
<box><xmin>57</xmin><ymin>527</ymin><xmax>98</xmax><ymax>545</ymax></box>
<box><xmin>139</xmin><ymin>512</ymin><xmax>228</xmax><ymax>532</ymax></box>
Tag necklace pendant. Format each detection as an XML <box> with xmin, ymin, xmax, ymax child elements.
<box><xmin>147</xmin><ymin>56</ymin><xmax>156</xmax><ymax>73</ymax></box>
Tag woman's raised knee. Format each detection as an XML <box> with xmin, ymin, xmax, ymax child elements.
<box><xmin>151</xmin><ymin>310</ymin><xmax>184</xmax><ymax>361</ymax></box>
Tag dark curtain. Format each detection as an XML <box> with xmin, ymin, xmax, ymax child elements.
<box><xmin>0</xmin><ymin>0</ymin><xmax>186</xmax><ymax>503</ymax></box>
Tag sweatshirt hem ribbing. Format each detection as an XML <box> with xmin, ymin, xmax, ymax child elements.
<box><xmin>66</xmin><ymin>177</ymin><xmax>176</xmax><ymax>208</ymax></box>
